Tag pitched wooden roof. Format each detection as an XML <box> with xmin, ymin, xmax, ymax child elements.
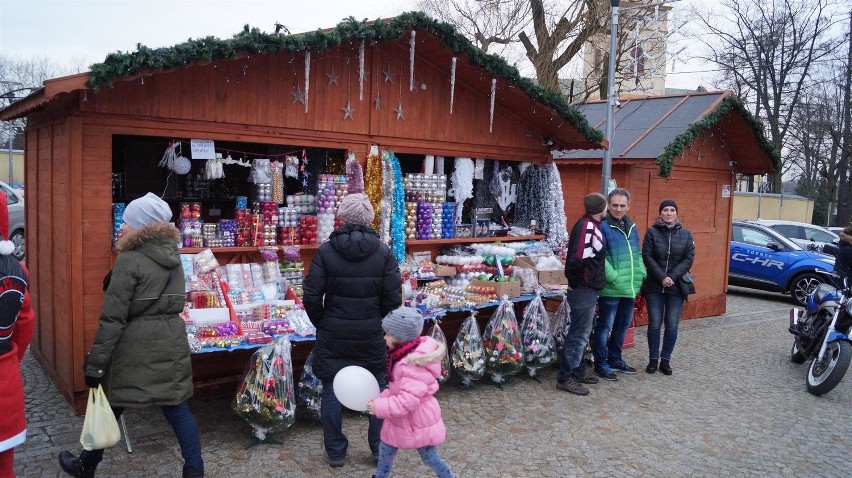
<box><xmin>554</xmin><ymin>91</ymin><xmax>779</xmax><ymax>176</ymax></box>
<box><xmin>1</xmin><ymin>12</ymin><xmax>604</xmax><ymax>151</ymax></box>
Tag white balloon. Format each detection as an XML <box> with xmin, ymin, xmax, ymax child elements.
<box><xmin>332</xmin><ymin>366</ymin><xmax>380</xmax><ymax>412</ymax></box>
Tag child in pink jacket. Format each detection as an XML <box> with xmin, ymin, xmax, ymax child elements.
<box><xmin>366</xmin><ymin>307</ymin><xmax>454</xmax><ymax>478</ymax></box>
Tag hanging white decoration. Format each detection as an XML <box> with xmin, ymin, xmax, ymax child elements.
<box><xmin>494</xmin><ymin>167</ymin><xmax>517</xmax><ymax>212</ymax></box>
<box><xmin>409</xmin><ymin>31</ymin><xmax>416</xmax><ymax>92</ymax></box>
<box><xmin>449</xmin><ymin>56</ymin><xmax>457</xmax><ymax>114</ymax></box>
<box><xmin>158</xmin><ymin>142</ymin><xmax>178</xmax><ymax>170</ymax></box>
<box><xmin>304</xmin><ymin>51</ymin><xmax>311</xmax><ymax>113</ymax></box>
<box><xmin>451</xmin><ymin>157</ymin><xmax>474</xmax><ymax>224</ymax></box>
<box><xmin>173</xmin><ymin>156</ymin><xmax>192</xmax><ymax>175</ymax></box>
<box><xmin>489</xmin><ymin>78</ymin><xmax>496</xmax><ymax>133</ymax></box>
<box><xmin>358</xmin><ymin>40</ymin><xmax>365</xmax><ymax>101</ymax></box>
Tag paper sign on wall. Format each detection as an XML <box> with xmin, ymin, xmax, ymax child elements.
<box><xmin>190</xmin><ymin>139</ymin><xmax>216</xmax><ymax>160</ymax></box>
<box><xmin>722</xmin><ymin>185</ymin><xmax>731</xmax><ymax>198</ymax></box>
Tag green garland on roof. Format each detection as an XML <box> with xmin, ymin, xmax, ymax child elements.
<box><xmin>86</xmin><ymin>11</ymin><xmax>602</xmax><ymax>144</ymax></box>
<box><xmin>655</xmin><ymin>95</ymin><xmax>780</xmax><ymax>178</ymax></box>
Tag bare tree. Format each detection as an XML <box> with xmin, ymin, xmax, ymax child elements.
<box><xmin>517</xmin><ymin>0</ymin><xmax>609</xmax><ymax>91</ymax></box>
<box><xmin>788</xmin><ymin>89</ymin><xmax>840</xmax><ymax>224</ymax></box>
<box><xmin>1</xmin><ymin>55</ymin><xmax>71</xmax><ymax>148</ymax></box>
<box><xmin>836</xmin><ymin>10</ymin><xmax>852</xmax><ymax>226</ymax></box>
<box><xmin>691</xmin><ymin>0</ymin><xmax>844</xmax><ymax>193</ymax></box>
<box><xmin>417</xmin><ymin>0</ymin><xmax>610</xmax><ymax>93</ymax></box>
<box><xmin>417</xmin><ymin>0</ymin><xmax>532</xmax><ymax>52</ymax></box>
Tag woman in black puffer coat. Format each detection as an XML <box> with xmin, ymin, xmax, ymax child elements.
<box><xmin>303</xmin><ymin>193</ymin><xmax>402</xmax><ymax>468</ymax></box>
<box><xmin>641</xmin><ymin>200</ymin><xmax>695</xmax><ymax>376</ymax></box>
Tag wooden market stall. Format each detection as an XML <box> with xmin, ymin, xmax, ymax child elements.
<box><xmin>555</xmin><ymin>91</ymin><xmax>779</xmax><ymax>323</ymax></box>
<box><xmin>0</xmin><ymin>13</ymin><xmax>603</xmax><ymax>412</ymax></box>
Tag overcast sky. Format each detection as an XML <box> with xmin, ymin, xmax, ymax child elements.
<box><xmin>0</xmin><ymin>0</ymin><xmax>713</xmax><ymax>89</ymax></box>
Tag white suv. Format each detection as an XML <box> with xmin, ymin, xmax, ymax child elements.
<box><xmin>753</xmin><ymin>219</ymin><xmax>838</xmax><ymax>253</ymax></box>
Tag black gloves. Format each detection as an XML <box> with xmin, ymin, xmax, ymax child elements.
<box><xmin>85</xmin><ymin>374</ymin><xmax>102</xmax><ymax>389</ymax></box>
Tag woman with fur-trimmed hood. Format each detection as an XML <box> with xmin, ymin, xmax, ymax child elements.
<box><xmin>59</xmin><ymin>193</ymin><xmax>204</xmax><ymax>478</ymax></box>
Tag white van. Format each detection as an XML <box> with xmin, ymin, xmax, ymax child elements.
<box><xmin>753</xmin><ymin>219</ymin><xmax>838</xmax><ymax>253</ymax></box>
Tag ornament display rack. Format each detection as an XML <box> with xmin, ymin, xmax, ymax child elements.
<box><xmin>405</xmin><ymin>235</ymin><xmax>544</xmax><ymax>246</ymax></box>
<box><xmin>175</xmin><ymin>235</ymin><xmax>546</xmax><ymax>272</ymax></box>
<box><xmin>179</xmin><ymin>235</ymin><xmax>545</xmax><ymax>253</ymax></box>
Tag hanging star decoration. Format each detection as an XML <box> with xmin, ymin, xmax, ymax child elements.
<box><xmin>342</xmin><ymin>100</ymin><xmax>355</xmax><ymax>120</ymax></box>
<box><xmin>374</xmin><ymin>93</ymin><xmax>382</xmax><ymax>111</ymax></box>
<box><xmin>326</xmin><ymin>68</ymin><xmax>339</xmax><ymax>85</ymax></box>
<box><xmin>394</xmin><ymin>103</ymin><xmax>404</xmax><ymax>120</ymax></box>
<box><xmin>383</xmin><ymin>66</ymin><xmax>394</xmax><ymax>83</ymax></box>
<box><xmin>301</xmin><ymin>155</ymin><xmax>311</xmax><ymax>189</ymax></box>
<box><xmin>291</xmin><ymin>86</ymin><xmax>305</xmax><ymax>104</ymax></box>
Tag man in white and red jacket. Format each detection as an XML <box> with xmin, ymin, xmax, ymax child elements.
<box><xmin>0</xmin><ymin>190</ymin><xmax>34</xmax><ymax>478</ymax></box>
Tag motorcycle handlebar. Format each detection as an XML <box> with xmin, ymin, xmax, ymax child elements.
<box><xmin>814</xmin><ymin>269</ymin><xmax>850</xmax><ymax>292</ymax></box>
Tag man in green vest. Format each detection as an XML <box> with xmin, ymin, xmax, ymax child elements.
<box><xmin>593</xmin><ymin>188</ymin><xmax>646</xmax><ymax>381</ymax></box>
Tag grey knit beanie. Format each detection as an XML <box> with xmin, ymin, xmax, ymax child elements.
<box><xmin>337</xmin><ymin>193</ymin><xmax>375</xmax><ymax>226</ymax></box>
<box><xmin>382</xmin><ymin>307</ymin><xmax>424</xmax><ymax>343</ymax></box>
<box><xmin>123</xmin><ymin>192</ymin><xmax>173</xmax><ymax>229</ymax></box>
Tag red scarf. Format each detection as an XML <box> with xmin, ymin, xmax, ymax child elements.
<box><xmin>386</xmin><ymin>336</ymin><xmax>424</xmax><ymax>381</ymax></box>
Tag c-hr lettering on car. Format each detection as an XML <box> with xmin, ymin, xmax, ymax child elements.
<box><xmin>730</xmin><ymin>253</ymin><xmax>784</xmax><ymax>269</ymax></box>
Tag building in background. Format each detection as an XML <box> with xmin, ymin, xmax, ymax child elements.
<box><xmin>582</xmin><ymin>1</ymin><xmax>673</xmax><ymax>99</ymax></box>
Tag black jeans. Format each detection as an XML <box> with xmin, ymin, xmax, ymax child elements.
<box><xmin>320</xmin><ymin>375</ymin><xmax>386</xmax><ymax>460</ymax></box>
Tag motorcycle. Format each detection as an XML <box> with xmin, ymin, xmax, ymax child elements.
<box><xmin>788</xmin><ymin>271</ymin><xmax>852</xmax><ymax>396</ymax></box>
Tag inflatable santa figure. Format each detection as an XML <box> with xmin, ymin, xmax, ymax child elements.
<box><xmin>0</xmin><ymin>190</ymin><xmax>34</xmax><ymax>476</ymax></box>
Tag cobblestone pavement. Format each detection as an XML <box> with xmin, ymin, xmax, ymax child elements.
<box><xmin>14</xmin><ymin>287</ymin><xmax>852</xmax><ymax>477</ymax></box>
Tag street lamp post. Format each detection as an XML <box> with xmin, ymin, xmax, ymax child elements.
<box><xmin>600</xmin><ymin>0</ymin><xmax>680</xmax><ymax>195</ymax></box>
<box><xmin>601</xmin><ymin>0</ymin><xmax>621</xmax><ymax>195</ymax></box>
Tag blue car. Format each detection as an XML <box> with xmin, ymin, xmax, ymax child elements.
<box><xmin>729</xmin><ymin>220</ymin><xmax>836</xmax><ymax>306</ymax></box>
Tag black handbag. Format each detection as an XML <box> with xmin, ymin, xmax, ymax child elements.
<box><xmin>679</xmin><ymin>272</ymin><xmax>696</xmax><ymax>296</ymax></box>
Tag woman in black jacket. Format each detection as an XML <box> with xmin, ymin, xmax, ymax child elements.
<box><xmin>641</xmin><ymin>200</ymin><xmax>695</xmax><ymax>375</ymax></box>
<box><xmin>303</xmin><ymin>193</ymin><xmax>402</xmax><ymax>468</ymax></box>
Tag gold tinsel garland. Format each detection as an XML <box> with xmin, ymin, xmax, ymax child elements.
<box><xmin>364</xmin><ymin>151</ymin><xmax>383</xmax><ymax>230</ymax></box>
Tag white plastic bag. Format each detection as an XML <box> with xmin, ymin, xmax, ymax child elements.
<box><xmin>79</xmin><ymin>385</ymin><xmax>121</xmax><ymax>450</ymax></box>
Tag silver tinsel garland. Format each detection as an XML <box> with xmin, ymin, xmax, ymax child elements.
<box><xmin>514</xmin><ymin>164</ymin><xmax>568</xmax><ymax>245</ymax></box>
<box><xmin>380</xmin><ymin>151</ymin><xmax>394</xmax><ymax>243</ymax></box>
<box><xmin>545</xmin><ymin>163</ymin><xmax>568</xmax><ymax>246</ymax></box>
<box><xmin>514</xmin><ymin>165</ymin><xmax>550</xmax><ymax>232</ymax></box>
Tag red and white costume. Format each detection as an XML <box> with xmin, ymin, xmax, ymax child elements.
<box><xmin>0</xmin><ymin>190</ymin><xmax>34</xmax><ymax>476</ymax></box>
